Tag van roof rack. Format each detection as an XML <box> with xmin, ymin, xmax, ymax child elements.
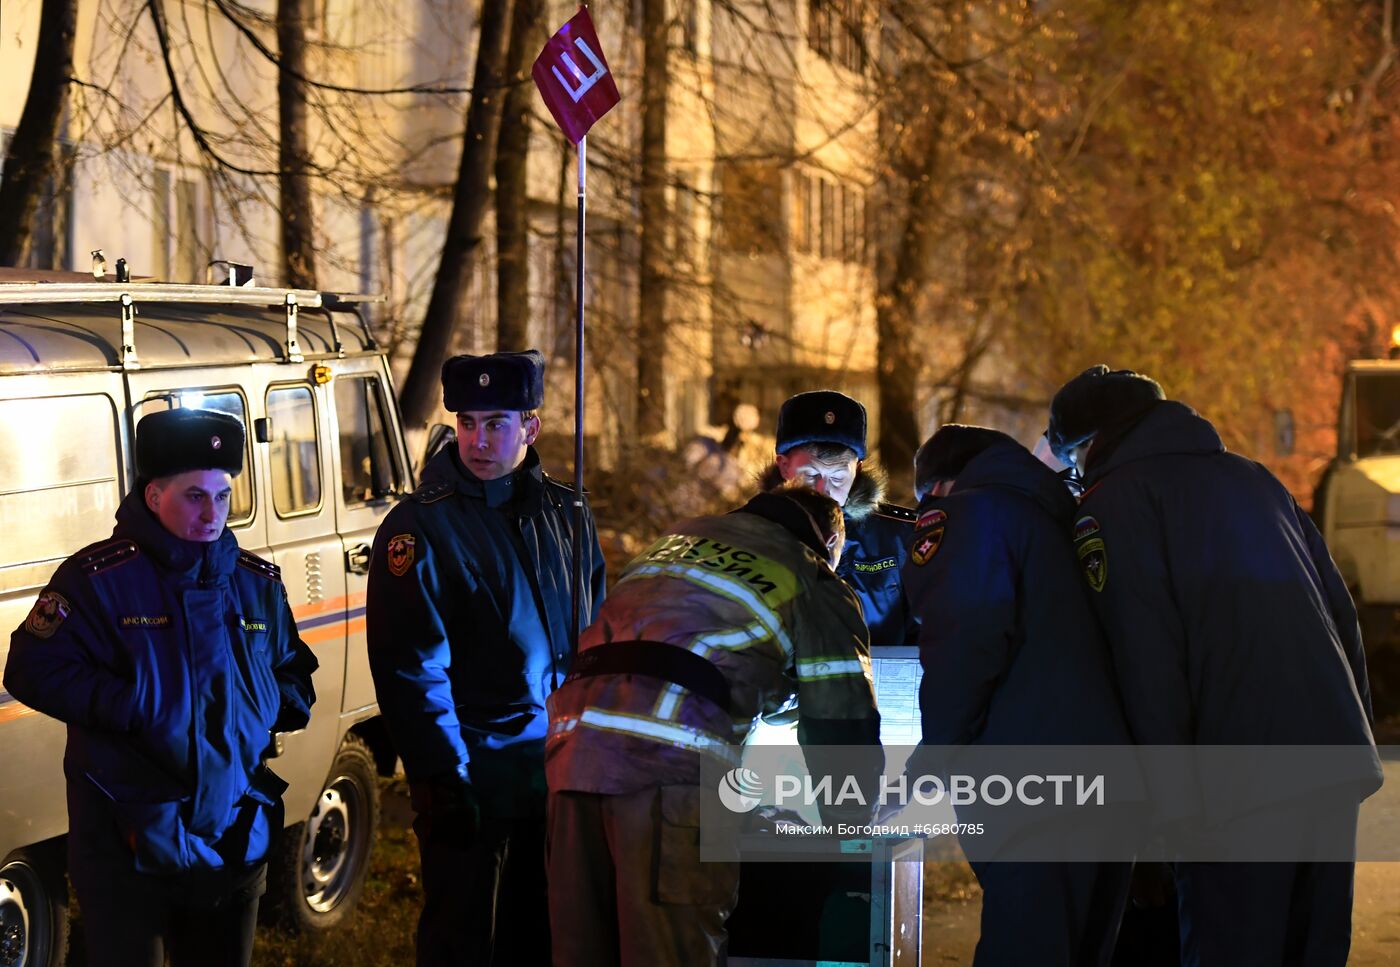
<box><xmin>0</xmin><ymin>282</ymin><xmax>384</xmax><ymax>370</ymax></box>
<box><xmin>0</xmin><ymin>282</ymin><xmax>324</xmax><ymax>308</ymax></box>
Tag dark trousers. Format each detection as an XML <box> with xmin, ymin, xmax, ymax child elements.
<box><xmin>1173</xmin><ymin>793</ymin><xmax>1360</xmax><ymax>966</ymax></box>
<box><xmin>547</xmin><ymin>787</ymin><xmax>739</xmax><ymax>967</ymax></box>
<box><xmin>1175</xmin><ymin>862</ymin><xmax>1355</xmax><ymax>967</ymax></box>
<box><xmin>412</xmin><ymin>810</ymin><xmax>550</xmax><ymax>967</ymax></box>
<box><xmin>969</xmin><ymin>861</ymin><xmax>1133</xmax><ymax>967</ymax></box>
<box><xmin>74</xmin><ymin>861</ymin><xmax>266</xmax><ymax>967</ymax></box>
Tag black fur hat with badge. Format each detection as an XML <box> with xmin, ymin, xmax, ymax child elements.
<box><xmin>441</xmin><ymin>350</ymin><xmax>547</xmax><ymax>413</ymax></box>
<box><xmin>136</xmin><ymin>408</ymin><xmax>246</xmax><ymax>480</ymax></box>
<box><xmin>775</xmin><ymin>390</ymin><xmax>868</xmax><ymax>460</ymax></box>
<box><xmin>1046</xmin><ymin>365</ymin><xmax>1164</xmax><ymax>464</ymax></box>
<box><xmin>914</xmin><ymin>425</ymin><xmax>1017</xmax><ymax>497</ymax></box>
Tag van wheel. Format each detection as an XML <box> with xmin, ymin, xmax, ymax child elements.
<box><xmin>268</xmin><ymin>734</ymin><xmax>379</xmax><ymax>931</ymax></box>
<box><xmin>0</xmin><ymin>845</ymin><xmax>69</xmax><ymax>967</ymax></box>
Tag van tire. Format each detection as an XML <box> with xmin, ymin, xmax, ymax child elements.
<box><xmin>0</xmin><ymin>843</ymin><xmax>69</xmax><ymax>967</ymax></box>
<box><xmin>266</xmin><ymin>733</ymin><xmax>380</xmax><ymax>932</ymax></box>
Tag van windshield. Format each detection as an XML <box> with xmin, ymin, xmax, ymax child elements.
<box><xmin>1354</xmin><ymin>372</ymin><xmax>1400</xmax><ymax>457</ymax></box>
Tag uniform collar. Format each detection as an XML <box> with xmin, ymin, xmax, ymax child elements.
<box><xmin>113</xmin><ymin>488</ymin><xmax>238</xmax><ymax>583</ymax></box>
<box><xmin>428</xmin><ymin>446</ymin><xmax>547</xmax><ymax>511</ymax></box>
<box><xmin>732</xmin><ymin>491</ymin><xmax>830</xmax><ymax>561</ymax></box>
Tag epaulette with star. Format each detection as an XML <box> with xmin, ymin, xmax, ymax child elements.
<box><xmin>543</xmin><ymin>473</ymin><xmax>589</xmax><ymax>496</ymax></box>
<box><xmin>237</xmin><ymin>549</ymin><xmax>282</xmax><ymax>581</ymax></box>
<box><xmin>873</xmin><ymin>502</ymin><xmax>917</xmax><ymax>524</ymax></box>
<box><xmin>75</xmin><ymin>539</ymin><xmax>139</xmax><ymax>576</ymax></box>
<box><xmin>410</xmin><ymin>480</ymin><xmax>454</xmax><ymax>504</ymax></box>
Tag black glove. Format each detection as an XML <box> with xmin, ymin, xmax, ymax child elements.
<box><xmin>1129</xmin><ymin>861</ymin><xmax>1175</xmax><ymax>910</ymax></box>
<box><xmin>411</xmin><ymin>766</ymin><xmax>481</xmax><ymax>845</ymax></box>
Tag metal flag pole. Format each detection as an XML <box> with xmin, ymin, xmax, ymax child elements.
<box><xmin>569</xmin><ymin>135</ymin><xmax>587</xmax><ymax>665</ymax></box>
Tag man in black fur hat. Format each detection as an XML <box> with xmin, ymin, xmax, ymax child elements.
<box><xmin>905</xmin><ymin>424</ymin><xmax>1137</xmax><ymax>965</ymax></box>
<box><xmin>761</xmin><ymin>390</ymin><xmax>917</xmax><ymax>646</ymax></box>
<box><xmin>1047</xmin><ymin>364</ymin><xmax>1381</xmax><ymax>966</ymax></box>
<box><xmin>367</xmin><ymin>350</ymin><xmax>606</xmax><ymax>967</ymax></box>
<box><xmin>5</xmin><ymin>408</ymin><xmax>317</xmax><ymax>967</ymax></box>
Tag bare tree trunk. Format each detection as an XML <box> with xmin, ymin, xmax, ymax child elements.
<box><xmin>277</xmin><ymin>0</ymin><xmax>318</xmax><ymax>288</ymax></box>
<box><xmin>0</xmin><ymin>0</ymin><xmax>77</xmax><ymax>267</ymax></box>
<box><xmin>495</xmin><ymin>0</ymin><xmax>544</xmax><ymax>350</ymax></box>
<box><xmin>636</xmin><ymin>0</ymin><xmax>670</xmax><ymax>442</ymax></box>
<box><xmin>876</xmin><ymin>126</ymin><xmax>943</xmax><ymax>483</ymax></box>
<box><xmin>400</xmin><ymin>0</ymin><xmax>515</xmax><ymax>429</ymax></box>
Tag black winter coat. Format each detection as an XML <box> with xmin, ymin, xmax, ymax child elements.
<box><xmin>366</xmin><ymin>446</ymin><xmax>606</xmax><ymax>793</ymax></box>
<box><xmin>1075</xmin><ymin>401</ymin><xmax>1381</xmax><ymax>815</ymax></box>
<box><xmin>903</xmin><ymin>440</ymin><xmax>1134</xmax><ymax>748</ymax></box>
<box><xmin>5</xmin><ymin>492</ymin><xmax>316</xmax><ymax>877</ymax></box>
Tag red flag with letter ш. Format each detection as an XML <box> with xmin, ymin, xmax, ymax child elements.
<box><xmin>531</xmin><ymin>6</ymin><xmax>621</xmax><ymax>144</ymax></box>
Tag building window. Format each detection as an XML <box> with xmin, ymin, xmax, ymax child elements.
<box><xmin>808</xmin><ymin>0</ymin><xmax>865</xmax><ymax>73</ymax></box>
<box><xmin>794</xmin><ymin>174</ymin><xmax>813</xmax><ymax>255</ymax></box>
<box><xmin>717</xmin><ymin>164</ymin><xmax>784</xmax><ymax>256</ymax></box>
<box><xmin>797</xmin><ymin>169</ymin><xmax>866</xmax><ymax>265</ymax></box>
<box><xmin>151</xmin><ymin>168</ymin><xmax>172</xmax><ymax>280</ymax></box>
<box><xmin>174</xmin><ymin>177</ymin><xmax>211</xmax><ymax>283</ymax></box>
<box><xmin>680</xmin><ymin>3</ymin><xmax>700</xmax><ymax>56</ymax></box>
<box><xmin>672</xmin><ymin>177</ymin><xmax>699</xmax><ymax>268</ymax></box>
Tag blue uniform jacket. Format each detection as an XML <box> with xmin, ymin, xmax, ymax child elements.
<box><xmin>4</xmin><ymin>491</ymin><xmax>317</xmax><ymax>877</ymax></box>
<box><xmin>841</xmin><ymin>508</ymin><xmax>916</xmax><ymax>647</ymax></box>
<box><xmin>903</xmin><ymin>440</ymin><xmax>1134</xmax><ymax>748</ymax></box>
<box><xmin>761</xmin><ymin>462</ymin><xmax>916</xmax><ymax>645</ymax></box>
<box><xmin>366</xmin><ymin>446</ymin><xmax>606</xmax><ymax>790</ymax></box>
<box><xmin>1075</xmin><ymin>401</ymin><xmax>1382</xmax><ymax>817</ymax></box>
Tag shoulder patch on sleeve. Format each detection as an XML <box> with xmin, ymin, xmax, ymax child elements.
<box><xmin>1073</xmin><ymin>516</ymin><xmax>1101</xmax><ymax>542</ymax></box>
<box><xmin>910</xmin><ymin>509</ymin><xmax>947</xmax><ymax>566</ymax></box>
<box><xmin>410</xmin><ymin>480</ymin><xmax>454</xmax><ymax>504</ymax></box>
<box><xmin>873</xmin><ymin>502</ymin><xmax>917</xmax><ymax>523</ymax></box>
<box><xmin>1073</xmin><ymin>516</ymin><xmax>1107</xmax><ymax>590</ymax></box>
<box><xmin>237</xmin><ymin>549</ymin><xmax>282</xmax><ymax>581</ymax></box>
<box><xmin>75</xmin><ymin>539</ymin><xmax>139</xmax><ymax>576</ymax></box>
<box><xmin>24</xmin><ymin>589</ymin><xmax>71</xmax><ymax>639</ymax></box>
<box><xmin>385</xmin><ymin>533</ymin><xmax>417</xmax><ymax>576</ymax></box>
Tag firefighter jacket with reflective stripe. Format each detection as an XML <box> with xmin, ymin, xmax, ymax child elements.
<box><xmin>545</xmin><ymin>493</ymin><xmax>883</xmax><ymax>801</ymax></box>
<box><xmin>4</xmin><ymin>490</ymin><xmax>317</xmax><ymax>876</ymax></box>
<box><xmin>367</xmin><ymin>446</ymin><xmax>606</xmax><ymax>788</ymax></box>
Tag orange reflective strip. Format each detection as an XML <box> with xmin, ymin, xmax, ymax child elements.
<box><xmin>301</xmin><ymin>622</ymin><xmax>346</xmax><ymax>645</ymax></box>
<box><xmin>290</xmin><ymin>591</ymin><xmax>367</xmax><ymax>620</ymax></box>
<box><xmin>292</xmin><ymin>595</ymin><xmax>350</xmax><ymax>620</ymax></box>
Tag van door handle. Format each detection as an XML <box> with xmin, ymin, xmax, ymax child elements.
<box><xmin>346</xmin><ymin>543</ymin><xmax>372</xmax><ymax>575</ymax></box>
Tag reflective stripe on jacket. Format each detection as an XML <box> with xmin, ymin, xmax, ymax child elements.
<box><xmin>546</xmin><ymin>495</ymin><xmax>881</xmax><ymax>796</ymax></box>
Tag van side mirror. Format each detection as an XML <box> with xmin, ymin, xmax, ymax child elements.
<box><xmin>254</xmin><ymin>417</ymin><xmax>271</xmax><ymax>443</ymax></box>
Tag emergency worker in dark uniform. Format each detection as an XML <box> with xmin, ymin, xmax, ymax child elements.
<box><xmin>760</xmin><ymin>391</ymin><xmax>916</xmax><ymax>646</ymax></box>
<box><xmin>746</xmin><ymin>391</ymin><xmax>912</xmax><ymax>959</ymax></box>
<box><xmin>4</xmin><ymin>408</ymin><xmax>318</xmax><ymax>967</ymax></box>
<box><xmin>904</xmin><ymin>424</ymin><xmax>1135</xmax><ymax>966</ymax></box>
<box><xmin>366</xmin><ymin>350</ymin><xmax>606</xmax><ymax>967</ymax></box>
<box><xmin>1047</xmin><ymin>365</ymin><xmax>1382</xmax><ymax>967</ymax></box>
<box><xmin>545</xmin><ymin>483</ymin><xmax>881</xmax><ymax>967</ymax></box>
